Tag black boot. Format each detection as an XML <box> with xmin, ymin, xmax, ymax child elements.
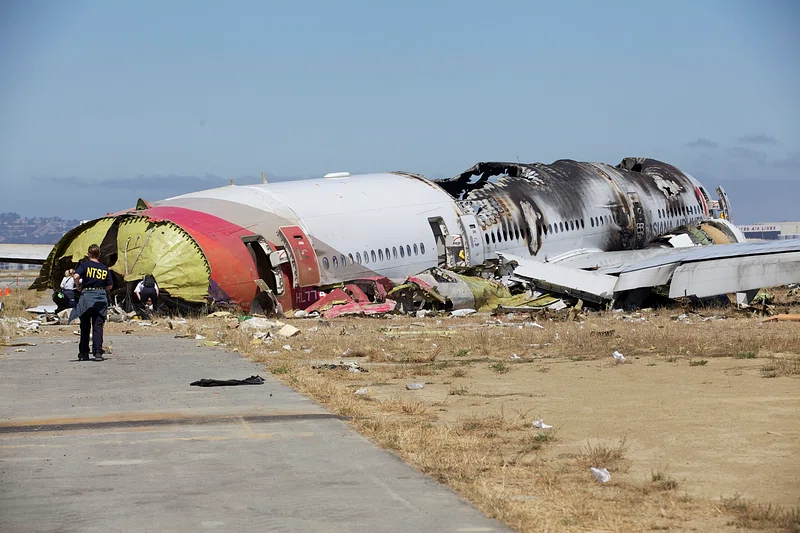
<box><xmin>78</xmin><ymin>353</ymin><xmax>90</xmax><ymax>361</ymax></box>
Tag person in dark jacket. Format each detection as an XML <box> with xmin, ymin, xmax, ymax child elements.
<box><xmin>134</xmin><ymin>274</ymin><xmax>159</xmax><ymax>316</ymax></box>
<box><xmin>69</xmin><ymin>245</ymin><xmax>113</xmax><ymax>361</ymax></box>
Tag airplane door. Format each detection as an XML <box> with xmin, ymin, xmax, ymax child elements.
<box><xmin>716</xmin><ymin>186</ymin><xmax>732</xmax><ymax>222</ymax></box>
<box><xmin>277</xmin><ymin>225</ymin><xmax>321</xmax><ymax>288</ymax></box>
<box><xmin>627</xmin><ymin>192</ymin><xmax>647</xmax><ymax>249</ymax></box>
<box><xmin>457</xmin><ymin>214</ymin><xmax>484</xmax><ymax>266</ymax></box>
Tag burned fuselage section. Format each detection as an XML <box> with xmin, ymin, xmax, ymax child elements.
<box><xmin>434</xmin><ymin>158</ymin><xmax>718</xmax><ymax>263</ymax></box>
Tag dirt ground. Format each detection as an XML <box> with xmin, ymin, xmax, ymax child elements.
<box><xmin>4</xmin><ymin>287</ymin><xmax>800</xmax><ymax>531</ymax></box>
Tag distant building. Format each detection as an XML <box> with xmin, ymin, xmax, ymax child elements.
<box><xmin>0</xmin><ymin>262</ymin><xmax>41</xmax><ymax>271</ymax></box>
<box><xmin>739</xmin><ymin>222</ymin><xmax>800</xmax><ymax>241</ymax></box>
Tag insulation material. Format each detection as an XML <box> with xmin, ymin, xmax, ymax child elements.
<box><xmin>111</xmin><ymin>217</ymin><xmax>211</xmax><ymax>303</ymax></box>
<box><xmin>59</xmin><ymin>218</ymin><xmax>115</xmax><ymax>262</ymax></box>
<box><xmin>455</xmin><ymin>273</ymin><xmax>513</xmax><ymax>311</ymax></box>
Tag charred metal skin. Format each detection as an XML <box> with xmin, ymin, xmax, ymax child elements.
<box><xmin>436</xmin><ymin>158</ymin><xmax>709</xmax><ymax>261</ymax></box>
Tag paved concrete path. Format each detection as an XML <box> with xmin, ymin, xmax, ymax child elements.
<box><xmin>0</xmin><ymin>335</ymin><xmax>508</xmax><ymax>533</ymax></box>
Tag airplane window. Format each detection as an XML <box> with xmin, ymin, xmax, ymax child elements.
<box><xmin>496</xmin><ymin>230</ymin><xmax>501</xmax><ymax>242</ymax></box>
<box><xmin>485</xmin><ymin>234</ymin><xmax>490</xmax><ymax>245</ymax></box>
<box><xmin>420</xmin><ymin>243</ymin><xmax>425</xmax><ymax>255</ymax></box>
<box><xmin>399</xmin><ymin>246</ymin><xmax>405</xmax><ymax>258</ymax></box>
<box><xmin>371</xmin><ymin>250</ymin><xmax>377</xmax><ymax>262</ymax></box>
<box><xmin>341</xmin><ymin>255</ymin><xmax>347</xmax><ymax>266</ymax></box>
<box><xmin>559</xmin><ymin>222</ymin><xmax>564</xmax><ymax>232</ymax></box>
<box><xmin>568</xmin><ymin>220</ymin><xmax>573</xmax><ymax>231</ymax></box>
<box><xmin>502</xmin><ymin>228</ymin><xmax>508</xmax><ymax>241</ymax></box>
<box><xmin>491</xmin><ymin>232</ymin><xmax>496</xmax><ymax>243</ymax></box>
<box><xmin>356</xmin><ymin>252</ymin><xmax>362</xmax><ymax>264</ymax></box>
<box><xmin>406</xmin><ymin>245</ymin><xmax>411</xmax><ymax>256</ymax></box>
<box><xmin>378</xmin><ymin>249</ymin><xmax>384</xmax><ymax>261</ymax></box>
<box><xmin>385</xmin><ymin>248</ymin><xmax>390</xmax><ymax>260</ymax></box>
<box><xmin>514</xmin><ymin>225</ymin><xmax>520</xmax><ymax>240</ymax></box>
<box><xmin>580</xmin><ymin>219</ymin><xmax>585</xmax><ymax>229</ymax></box>
<box><xmin>348</xmin><ymin>253</ymin><xmax>354</xmax><ymax>264</ymax></box>
<box><xmin>392</xmin><ymin>247</ymin><xmax>398</xmax><ymax>259</ymax></box>
<box><xmin>590</xmin><ymin>218</ymin><xmax>594</xmax><ymax>228</ymax></box>
<box><xmin>413</xmin><ymin>244</ymin><xmax>418</xmax><ymax>255</ymax></box>
<box><xmin>364</xmin><ymin>250</ymin><xmax>369</xmax><ymax>263</ymax></box>
<box><xmin>332</xmin><ymin>256</ymin><xmax>339</xmax><ymax>268</ymax></box>
<box><xmin>322</xmin><ymin>257</ymin><xmax>329</xmax><ymax>270</ymax></box>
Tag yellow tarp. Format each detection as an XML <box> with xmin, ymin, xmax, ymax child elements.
<box><xmin>60</xmin><ymin>218</ymin><xmax>115</xmax><ymax>262</ymax></box>
<box><xmin>110</xmin><ymin>217</ymin><xmax>210</xmax><ymax>303</ymax></box>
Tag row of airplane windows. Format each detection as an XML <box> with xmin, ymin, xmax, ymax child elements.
<box><xmin>483</xmin><ymin>215</ymin><xmax>613</xmax><ymax>247</ymax></box>
<box><xmin>658</xmin><ymin>205</ymin><xmax>700</xmax><ymax>219</ymax></box>
<box><xmin>321</xmin><ymin>242</ymin><xmax>427</xmax><ymax>270</ymax></box>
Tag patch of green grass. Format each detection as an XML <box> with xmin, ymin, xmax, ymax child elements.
<box><xmin>689</xmin><ymin>360</ymin><xmax>708</xmax><ymax>367</ymax></box>
<box><xmin>489</xmin><ymin>362</ymin><xmax>511</xmax><ymax>374</ymax></box>
<box><xmin>665</xmin><ymin>356</ymin><xmax>678</xmax><ymax>363</ymax></box>
<box><xmin>451</xmin><ymin>368</ymin><xmax>468</xmax><ymax>378</ymax></box>
<box><xmin>454</xmin><ymin>348</ymin><xmax>470</xmax><ymax>357</ymax></box>
<box><xmin>534</xmin><ymin>432</ymin><xmax>554</xmax><ymax>443</ymax></box>
<box><xmin>736</xmin><ymin>351</ymin><xmax>757</xmax><ymax>359</ymax></box>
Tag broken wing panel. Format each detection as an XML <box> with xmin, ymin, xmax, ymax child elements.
<box><xmin>111</xmin><ymin>217</ymin><xmax>210</xmax><ymax>303</ymax></box>
<box><xmin>498</xmin><ymin>253</ymin><xmax>618</xmax><ymax>303</ymax></box>
<box><xmin>668</xmin><ymin>252</ymin><xmax>800</xmax><ymax>298</ymax></box>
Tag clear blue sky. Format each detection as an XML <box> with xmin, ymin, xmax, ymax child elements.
<box><xmin>1</xmin><ymin>0</ymin><xmax>798</xmax><ymax>222</ymax></box>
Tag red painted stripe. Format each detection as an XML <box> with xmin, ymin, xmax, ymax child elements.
<box><xmin>142</xmin><ymin>206</ymin><xmax>259</xmax><ymax>306</ymax></box>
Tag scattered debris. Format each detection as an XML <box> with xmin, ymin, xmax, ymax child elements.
<box><xmin>313</xmin><ymin>362</ymin><xmax>368</xmax><ymax>373</ymax></box>
<box><xmin>590</xmin><ymin>467</ymin><xmax>611</xmax><ymax>483</ymax></box>
<box><xmin>14</xmin><ymin>348</ymin><xmax>26</xmax><ymax>353</ymax></box>
<box><xmin>207</xmin><ymin>311</ymin><xmax>233</xmax><ymax>318</ymax></box>
<box><xmin>0</xmin><ymin>341</ymin><xmax>36</xmax><ymax>347</ymax></box>
<box><xmin>194</xmin><ymin>334</ymin><xmax>206</xmax><ymax>340</ymax></box>
<box><xmin>406</xmin><ymin>382</ymin><xmax>425</xmax><ymax>390</ymax></box>
<box><xmin>612</xmin><ymin>351</ymin><xmax>626</xmax><ymax>364</ymax></box>
<box><xmin>354</xmin><ymin>387</ymin><xmax>368</xmax><ymax>395</ymax></box>
<box><xmin>532</xmin><ymin>419</ymin><xmax>552</xmax><ymax>429</ymax></box>
<box><xmin>590</xmin><ymin>330</ymin><xmax>615</xmax><ymax>337</ymax></box>
<box><xmin>190</xmin><ymin>375</ymin><xmax>265</xmax><ymax>387</ymax></box>
<box><xmin>282</xmin><ymin>344</ymin><xmax>292</xmax><ymax>351</ymax></box>
<box><xmin>451</xmin><ymin>308</ymin><xmax>477</xmax><ymax>317</ymax></box>
<box><xmin>511</xmin><ymin>354</ymin><xmax>521</xmax><ymax>360</ymax></box>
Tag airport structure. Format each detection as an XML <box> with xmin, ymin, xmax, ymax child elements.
<box><xmin>739</xmin><ymin>222</ymin><xmax>800</xmax><ymax>241</ymax></box>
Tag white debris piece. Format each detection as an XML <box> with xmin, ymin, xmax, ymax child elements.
<box><xmin>282</xmin><ymin>344</ymin><xmax>292</xmax><ymax>351</ymax></box>
<box><xmin>194</xmin><ymin>334</ymin><xmax>206</xmax><ymax>340</ymax></box>
<box><xmin>524</xmin><ymin>322</ymin><xmax>545</xmax><ymax>329</ymax></box>
<box><xmin>354</xmin><ymin>387</ymin><xmax>368</xmax><ymax>395</ymax></box>
<box><xmin>342</xmin><ymin>348</ymin><xmax>352</xmax><ymax>356</ymax></box>
<box><xmin>293</xmin><ymin>310</ymin><xmax>309</xmax><ymax>318</ymax></box>
<box><xmin>240</xmin><ymin>318</ymin><xmax>279</xmax><ymax>332</ymax></box>
<box><xmin>532</xmin><ymin>419</ymin><xmax>552</xmax><ymax>429</ymax></box>
<box><xmin>406</xmin><ymin>383</ymin><xmax>425</xmax><ymax>390</ymax></box>
<box><xmin>450</xmin><ymin>309</ymin><xmax>476</xmax><ymax>317</ymax></box>
<box><xmin>345</xmin><ymin>362</ymin><xmax>363</xmax><ymax>373</ymax></box>
<box><xmin>590</xmin><ymin>467</ymin><xmax>611</xmax><ymax>483</ymax></box>
<box><xmin>415</xmin><ymin>310</ymin><xmax>429</xmax><ymax>318</ymax></box>
<box><xmin>511</xmin><ymin>354</ymin><xmax>521</xmax><ymax>360</ymax></box>
<box><xmin>612</xmin><ymin>351</ymin><xmax>626</xmax><ymax>364</ymax></box>
<box><xmin>277</xmin><ymin>324</ymin><xmax>300</xmax><ymax>338</ymax></box>
<box><xmin>15</xmin><ymin>348</ymin><xmax>26</xmax><ymax>353</ymax></box>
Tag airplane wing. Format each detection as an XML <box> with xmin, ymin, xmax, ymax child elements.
<box><xmin>499</xmin><ymin>240</ymin><xmax>800</xmax><ymax>305</ymax></box>
<box><xmin>0</xmin><ymin>244</ymin><xmax>53</xmax><ymax>265</ymax></box>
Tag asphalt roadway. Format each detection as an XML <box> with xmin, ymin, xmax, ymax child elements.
<box><xmin>0</xmin><ymin>335</ymin><xmax>508</xmax><ymax>533</ymax></box>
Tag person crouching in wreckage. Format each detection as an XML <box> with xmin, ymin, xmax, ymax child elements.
<box><xmin>68</xmin><ymin>244</ymin><xmax>113</xmax><ymax>361</ymax></box>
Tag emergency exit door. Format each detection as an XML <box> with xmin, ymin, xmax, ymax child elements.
<box><xmin>277</xmin><ymin>225</ymin><xmax>321</xmax><ymax>287</ymax></box>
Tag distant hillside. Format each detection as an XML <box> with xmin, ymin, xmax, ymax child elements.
<box><xmin>0</xmin><ymin>212</ymin><xmax>80</xmax><ymax>244</ymax></box>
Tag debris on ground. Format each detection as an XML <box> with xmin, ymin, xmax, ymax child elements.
<box><xmin>406</xmin><ymin>382</ymin><xmax>425</xmax><ymax>390</ymax></box>
<box><xmin>313</xmin><ymin>362</ymin><xmax>368</xmax><ymax>373</ymax></box>
<box><xmin>207</xmin><ymin>311</ymin><xmax>233</xmax><ymax>318</ymax></box>
<box><xmin>190</xmin><ymin>375</ymin><xmax>265</xmax><ymax>387</ymax></box>
<box><xmin>590</xmin><ymin>467</ymin><xmax>611</xmax><ymax>483</ymax></box>
<box><xmin>354</xmin><ymin>387</ymin><xmax>368</xmax><ymax>395</ymax></box>
<box><xmin>613</xmin><ymin>351</ymin><xmax>626</xmax><ymax>364</ymax></box>
<box><xmin>532</xmin><ymin>419</ymin><xmax>552</xmax><ymax>429</ymax></box>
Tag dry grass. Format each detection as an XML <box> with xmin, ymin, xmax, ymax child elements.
<box><xmin>577</xmin><ymin>437</ymin><xmax>629</xmax><ymax>473</ymax></box>
<box><xmin>760</xmin><ymin>355</ymin><xmax>800</xmax><ymax>378</ymax></box>
<box><xmin>722</xmin><ymin>495</ymin><xmax>800</xmax><ymax>531</ymax></box>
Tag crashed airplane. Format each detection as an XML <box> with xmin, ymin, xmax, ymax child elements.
<box><xmin>20</xmin><ymin>157</ymin><xmax>800</xmax><ymax>314</ymax></box>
